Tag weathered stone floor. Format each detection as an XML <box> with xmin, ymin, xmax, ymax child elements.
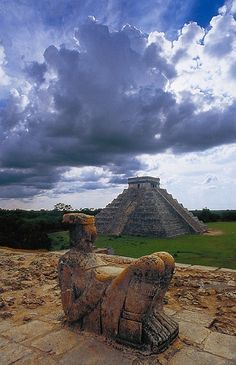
<box><xmin>0</xmin><ymin>248</ymin><xmax>235</xmax><ymax>365</ymax></box>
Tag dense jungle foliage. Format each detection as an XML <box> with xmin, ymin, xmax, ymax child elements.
<box><xmin>192</xmin><ymin>208</ymin><xmax>236</xmax><ymax>223</ymax></box>
<box><xmin>0</xmin><ymin>208</ymin><xmax>100</xmax><ymax>250</ymax></box>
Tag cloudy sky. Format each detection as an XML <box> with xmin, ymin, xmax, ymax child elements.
<box><xmin>0</xmin><ymin>0</ymin><xmax>236</xmax><ymax>210</ymax></box>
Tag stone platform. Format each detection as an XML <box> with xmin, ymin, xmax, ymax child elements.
<box><xmin>0</xmin><ymin>248</ymin><xmax>235</xmax><ymax>365</ymax></box>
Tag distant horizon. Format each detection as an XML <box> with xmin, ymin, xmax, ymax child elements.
<box><xmin>2</xmin><ymin>207</ymin><xmax>236</xmax><ymax>212</ymax></box>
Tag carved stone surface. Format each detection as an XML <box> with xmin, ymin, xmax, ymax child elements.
<box><xmin>58</xmin><ymin>213</ymin><xmax>179</xmax><ymax>354</ymax></box>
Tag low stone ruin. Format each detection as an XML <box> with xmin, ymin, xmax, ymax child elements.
<box><xmin>58</xmin><ymin>213</ymin><xmax>179</xmax><ymax>354</ymax></box>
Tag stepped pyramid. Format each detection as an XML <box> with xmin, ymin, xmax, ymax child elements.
<box><xmin>96</xmin><ymin>176</ymin><xmax>206</xmax><ymax>237</ymax></box>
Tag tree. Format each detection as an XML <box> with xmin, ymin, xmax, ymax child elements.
<box><xmin>54</xmin><ymin>203</ymin><xmax>73</xmax><ymax>211</ymax></box>
<box><xmin>198</xmin><ymin>208</ymin><xmax>218</xmax><ymax>223</ymax></box>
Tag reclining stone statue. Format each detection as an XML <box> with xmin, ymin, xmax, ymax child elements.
<box><xmin>58</xmin><ymin>213</ymin><xmax>179</xmax><ymax>354</ymax></box>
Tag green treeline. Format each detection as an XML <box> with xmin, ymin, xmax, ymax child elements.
<box><xmin>0</xmin><ymin>208</ymin><xmax>100</xmax><ymax>250</ymax></box>
<box><xmin>191</xmin><ymin>208</ymin><xmax>236</xmax><ymax>223</ymax></box>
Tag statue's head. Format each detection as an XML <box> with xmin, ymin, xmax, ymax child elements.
<box><xmin>63</xmin><ymin>213</ymin><xmax>97</xmax><ymax>252</ymax></box>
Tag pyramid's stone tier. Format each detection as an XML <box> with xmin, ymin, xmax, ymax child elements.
<box><xmin>96</xmin><ymin>186</ymin><xmax>205</xmax><ymax>237</ymax></box>
<box><xmin>158</xmin><ymin>189</ymin><xmax>206</xmax><ymax>233</ymax></box>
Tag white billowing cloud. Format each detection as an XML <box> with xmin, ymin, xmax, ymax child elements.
<box><xmin>59</xmin><ymin>166</ymin><xmax>111</xmax><ymax>190</ymax></box>
<box><xmin>232</xmin><ymin>0</ymin><xmax>236</xmax><ymax>13</ymax></box>
<box><xmin>10</xmin><ymin>88</ymin><xmax>29</xmax><ymax>113</ymax></box>
<box><xmin>147</xmin><ymin>31</ymin><xmax>173</xmax><ymax>61</ymax></box>
<box><xmin>226</xmin><ymin>0</ymin><xmax>236</xmax><ymax>14</ymax></box>
<box><xmin>137</xmin><ymin>144</ymin><xmax>236</xmax><ymax>209</ymax></box>
<box><xmin>148</xmin><ymin>6</ymin><xmax>236</xmax><ymax>111</ymax></box>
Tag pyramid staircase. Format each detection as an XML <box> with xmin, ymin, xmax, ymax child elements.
<box><xmin>96</xmin><ymin>177</ymin><xmax>206</xmax><ymax>237</ymax></box>
<box><xmin>158</xmin><ymin>188</ymin><xmax>207</xmax><ymax>234</ymax></box>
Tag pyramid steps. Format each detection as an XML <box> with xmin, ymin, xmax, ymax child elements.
<box><xmin>123</xmin><ymin>192</ymin><xmax>165</xmax><ymax>236</ymax></box>
<box><xmin>147</xmin><ymin>189</ymin><xmax>192</xmax><ymax>237</ymax></box>
<box><xmin>96</xmin><ymin>176</ymin><xmax>207</xmax><ymax>237</ymax></box>
<box><xmin>158</xmin><ymin>188</ymin><xmax>205</xmax><ymax>233</ymax></box>
<box><xmin>96</xmin><ymin>188</ymin><xmax>139</xmax><ymax>235</ymax></box>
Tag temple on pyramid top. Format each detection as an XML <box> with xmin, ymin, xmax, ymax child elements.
<box><xmin>128</xmin><ymin>176</ymin><xmax>160</xmax><ymax>189</ymax></box>
<box><xmin>96</xmin><ymin>176</ymin><xmax>206</xmax><ymax>237</ymax></box>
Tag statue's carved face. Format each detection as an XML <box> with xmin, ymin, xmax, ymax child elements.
<box><xmin>71</xmin><ymin>223</ymin><xmax>97</xmax><ymax>251</ymax></box>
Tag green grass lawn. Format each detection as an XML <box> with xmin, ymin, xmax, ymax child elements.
<box><xmin>49</xmin><ymin>222</ymin><xmax>236</xmax><ymax>269</ymax></box>
<box><xmin>49</xmin><ymin>230</ymin><xmax>70</xmax><ymax>251</ymax></box>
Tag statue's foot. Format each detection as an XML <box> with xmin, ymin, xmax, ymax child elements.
<box><xmin>143</xmin><ymin>312</ymin><xmax>179</xmax><ymax>353</ymax></box>
<box><xmin>102</xmin><ymin>252</ymin><xmax>178</xmax><ymax>354</ymax></box>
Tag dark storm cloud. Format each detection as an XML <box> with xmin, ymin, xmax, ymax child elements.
<box><xmin>161</xmin><ymin>101</ymin><xmax>236</xmax><ymax>152</ymax></box>
<box><xmin>107</xmin><ymin>157</ymin><xmax>148</xmax><ymax>178</ymax></box>
<box><xmin>0</xmin><ymin>17</ymin><xmax>236</xmax><ymax>198</ymax></box>
<box><xmin>79</xmin><ymin>181</ymin><xmax>107</xmax><ymax>190</ymax></box>
<box><xmin>0</xmin><ymin>167</ymin><xmax>65</xmax><ymax>199</ymax></box>
<box><xmin>0</xmin><ymin>186</ymin><xmax>43</xmax><ymax>199</ymax></box>
<box><xmin>25</xmin><ymin>62</ymin><xmax>47</xmax><ymax>84</ymax></box>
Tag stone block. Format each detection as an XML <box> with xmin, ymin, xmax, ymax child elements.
<box><xmin>204</xmin><ymin>332</ymin><xmax>236</xmax><ymax>360</ymax></box>
<box><xmin>164</xmin><ymin>307</ymin><xmax>177</xmax><ymax>316</ymax></box>
<box><xmin>12</xmin><ymin>353</ymin><xmax>40</xmax><ymax>365</ymax></box>
<box><xmin>41</xmin><ymin>310</ymin><xmax>64</xmax><ymax>323</ymax></box>
<box><xmin>175</xmin><ymin>263</ymin><xmax>192</xmax><ymax>268</ymax></box>
<box><xmin>191</xmin><ymin>265</ymin><xmax>219</xmax><ymax>272</ymax></box>
<box><xmin>31</xmin><ymin>329</ymin><xmax>78</xmax><ymax>355</ymax></box>
<box><xmin>169</xmin><ymin>347</ymin><xmax>233</xmax><ymax>365</ymax></box>
<box><xmin>59</xmin><ymin>336</ymin><xmax>135</xmax><ymax>365</ymax></box>
<box><xmin>173</xmin><ymin>309</ymin><xmax>214</xmax><ymax>327</ymax></box>
<box><xmin>0</xmin><ymin>335</ymin><xmax>9</xmax><ymax>349</ymax></box>
<box><xmin>35</xmin><ymin>357</ymin><xmax>58</xmax><ymax>365</ymax></box>
<box><xmin>13</xmin><ymin>353</ymin><xmax>58</xmax><ymax>365</ymax></box>
<box><xmin>0</xmin><ymin>320</ymin><xmax>15</xmax><ymax>334</ymax></box>
<box><xmin>178</xmin><ymin>320</ymin><xmax>211</xmax><ymax>344</ymax></box>
<box><xmin>0</xmin><ymin>342</ymin><xmax>33</xmax><ymax>365</ymax></box>
<box><xmin>3</xmin><ymin>320</ymin><xmax>54</xmax><ymax>342</ymax></box>
<box><xmin>218</xmin><ymin>268</ymin><xmax>236</xmax><ymax>273</ymax></box>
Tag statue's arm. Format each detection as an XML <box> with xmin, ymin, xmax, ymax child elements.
<box><xmin>59</xmin><ymin>260</ymin><xmax>106</xmax><ymax>321</ymax></box>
